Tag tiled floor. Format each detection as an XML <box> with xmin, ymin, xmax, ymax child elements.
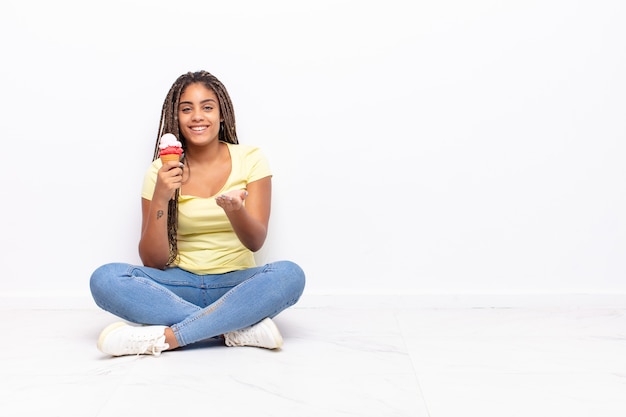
<box><xmin>2</xmin><ymin>294</ymin><xmax>626</xmax><ymax>416</ymax></box>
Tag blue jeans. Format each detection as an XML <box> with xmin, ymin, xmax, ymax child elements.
<box><xmin>89</xmin><ymin>261</ymin><xmax>305</xmax><ymax>347</ymax></box>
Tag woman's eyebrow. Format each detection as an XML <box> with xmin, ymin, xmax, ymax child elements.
<box><xmin>179</xmin><ymin>98</ymin><xmax>218</xmax><ymax>106</ymax></box>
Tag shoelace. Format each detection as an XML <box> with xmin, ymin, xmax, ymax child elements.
<box><xmin>131</xmin><ymin>336</ymin><xmax>169</xmax><ymax>356</ymax></box>
<box><xmin>227</xmin><ymin>327</ymin><xmax>259</xmax><ymax>345</ymax></box>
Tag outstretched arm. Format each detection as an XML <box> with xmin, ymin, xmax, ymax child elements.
<box><xmin>216</xmin><ymin>176</ymin><xmax>271</xmax><ymax>252</ymax></box>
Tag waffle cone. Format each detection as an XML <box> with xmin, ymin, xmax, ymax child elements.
<box><xmin>160</xmin><ymin>154</ymin><xmax>181</xmax><ymax>164</ymax></box>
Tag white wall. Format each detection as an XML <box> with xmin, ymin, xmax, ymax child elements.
<box><xmin>1</xmin><ymin>0</ymin><xmax>625</xmax><ymax>301</ymax></box>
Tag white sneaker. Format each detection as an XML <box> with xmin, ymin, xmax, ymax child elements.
<box><xmin>224</xmin><ymin>318</ymin><xmax>283</xmax><ymax>350</ymax></box>
<box><xmin>97</xmin><ymin>322</ymin><xmax>169</xmax><ymax>357</ymax></box>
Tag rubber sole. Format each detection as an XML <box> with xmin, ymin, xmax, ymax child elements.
<box><xmin>96</xmin><ymin>321</ymin><xmax>128</xmax><ymax>352</ymax></box>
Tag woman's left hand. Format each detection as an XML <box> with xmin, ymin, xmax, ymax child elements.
<box><xmin>215</xmin><ymin>189</ymin><xmax>248</xmax><ymax>212</ymax></box>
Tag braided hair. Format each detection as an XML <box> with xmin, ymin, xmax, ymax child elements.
<box><xmin>151</xmin><ymin>70</ymin><xmax>239</xmax><ymax>265</ymax></box>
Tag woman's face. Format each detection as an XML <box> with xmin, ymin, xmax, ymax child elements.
<box><xmin>177</xmin><ymin>82</ymin><xmax>222</xmax><ymax>147</ymax></box>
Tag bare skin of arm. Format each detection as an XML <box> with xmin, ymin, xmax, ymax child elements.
<box><xmin>215</xmin><ymin>176</ymin><xmax>271</xmax><ymax>252</ymax></box>
<box><xmin>138</xmin><ymin>160</ymin><xmax>183</xmax><ymax>269</ymax></box>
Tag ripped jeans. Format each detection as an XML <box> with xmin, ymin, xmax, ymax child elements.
<box><xmin>89</xmin><ymin>261</ymin><xmax>305</xmax><ymax>347</ymax></box>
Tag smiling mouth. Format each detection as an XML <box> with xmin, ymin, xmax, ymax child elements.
<box><xmin>190</xmin><ymin>126</ymin><xmax>208</xmax><ymax>132</ymax></box>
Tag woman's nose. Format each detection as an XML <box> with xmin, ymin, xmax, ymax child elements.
<box><xmin>191</xmin><ymin>108</ymin><xmax>204</xmax><ymax>121</ymax></box>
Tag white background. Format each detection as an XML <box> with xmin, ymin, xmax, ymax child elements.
<box><xmin>0</xmin><ymin>0</ymin><xmax>624</xmax><ymax>300</ymax></box>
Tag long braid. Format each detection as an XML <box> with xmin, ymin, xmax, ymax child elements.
<box><xmin>151</xmin><ymin>71</ymin><xmax>239</xmax><ymax>266</ymax></box>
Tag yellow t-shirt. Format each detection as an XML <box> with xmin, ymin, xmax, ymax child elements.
<box><xmin>141</xmin><ymin>142</ymin><xmax>272</xmax><ymax>274</ymax></box>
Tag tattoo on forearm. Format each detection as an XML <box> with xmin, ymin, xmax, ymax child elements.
<box><xmin>157</xmin><ymin>210</ymin><xmax>164</xmax><ymax>219</ymax></box>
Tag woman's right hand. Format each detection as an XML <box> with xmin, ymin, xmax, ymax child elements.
<box><xmin>154</xmin><ymin>161</ymin><xmax>184</xmax><ymax>203</ymax></box>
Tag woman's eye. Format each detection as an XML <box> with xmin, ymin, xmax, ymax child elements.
<box><xmin>181</xmin><ymin>107</ymin><xmax>191</xmax><ymax>113</ymax></box>
<box><xmin>204</xmin><ymin>106</ymin><xmax>213</xmax><ymax>111</ymax></box>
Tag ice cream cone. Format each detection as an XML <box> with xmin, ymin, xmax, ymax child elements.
<box><xmin>160</xmin><ymin>154</ymin><xmax>180</xmax><ymax>164</ymax></box>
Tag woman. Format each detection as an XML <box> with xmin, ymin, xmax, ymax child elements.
<box><xmin>90</xmin><ymin>70</ymin><xmax>305</xmax><ymax>356</ymax></box>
